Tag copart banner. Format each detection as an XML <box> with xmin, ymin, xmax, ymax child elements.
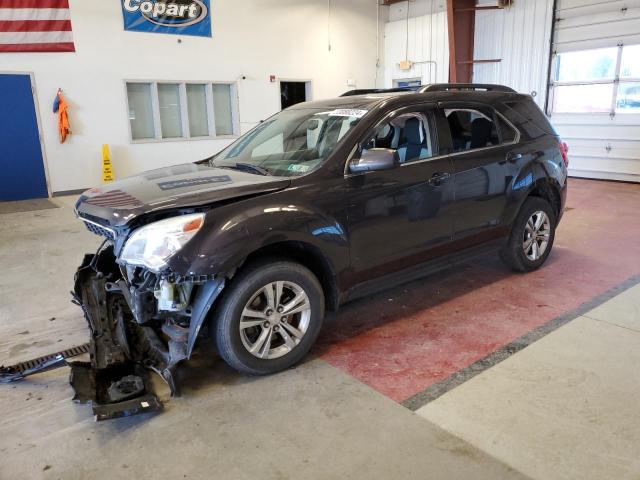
<box><xmin>121</xmin><ymin>0</ymin><xmax>212</xmax><ymax>37</ymax></box>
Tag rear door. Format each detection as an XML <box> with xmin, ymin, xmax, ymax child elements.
<box><xmin>0</xmin><ymin>74</ymin><xmax>48</xmax><ymax>200</ymax></box>
<box><xmin>437</xmin><ymin>102</ymin><xmax>518</xmax><ymax>246</ymax></box>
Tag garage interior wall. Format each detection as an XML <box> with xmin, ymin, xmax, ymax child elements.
<box><xmin>1</xmin><ymin>0</ymin><xmax>383</xmax><ymax>194</ymax></box>
<box><xmin>473</xmin><ymin>0</ymin><xmax>640</xmax><ymax>182</ymax></box>
<box><xmin>549</xmin><ymin>0</ymin><xmax>640</xmax><ymax>182</ymax></box>
<box><xmin>473</xmin><ymin>0</ymin><xmax>555</xmax><ymax>109</ymax></box>
<box><xmin>384</xmin><ymin>1</ymin><xmax>450</xmax><ymax>88</ymax></box>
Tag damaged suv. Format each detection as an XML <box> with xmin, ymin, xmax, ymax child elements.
<box><xmin>73</xmin><ymin>84</ymin><xmax>567</xmax><ymax>413</ymax></box>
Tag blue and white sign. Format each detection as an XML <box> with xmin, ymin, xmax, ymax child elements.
<box><xmin>121</xmin><ymin>0</ymin><xmax>212</xmax><ymax>37</ymax></box>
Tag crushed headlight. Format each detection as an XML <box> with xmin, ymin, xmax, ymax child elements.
<box><xmin>120</xmin><ymin>213</ymin><xmax>205</xmax><ymax>272</ymax></box>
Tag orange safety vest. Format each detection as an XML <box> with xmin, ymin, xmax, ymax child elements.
<box><xmin>57</xmin><ymin>91</ymin><xmax>71</xmax><ymax>143</ymax></box>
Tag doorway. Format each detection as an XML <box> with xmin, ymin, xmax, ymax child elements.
<box><xmin>280</xmin><ymin>81</ymin><xmax>311</xmax><ymax>110</ymax></box>
<box><xmin>0</xmin><ymin>74</ymin><xmax>48</xmax><ymax>200</ymax></box>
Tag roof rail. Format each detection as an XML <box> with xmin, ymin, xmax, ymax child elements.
<box><xmin>340</xmin><ymin>86</ymin><xmax>421</xmax><ymax>97</ymax></box>
<box><xmin>418</xmin><ymin>83</ymin><xmax>517</xmax><ymax>93</ymax></box>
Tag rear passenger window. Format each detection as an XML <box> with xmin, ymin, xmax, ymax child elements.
<box><xmin>362</xmin><ymin>112</ymin><xmax>436</xmax><ymax>164</ymax></box>
<box><xmin>496</xmin><ymin>114</ymin><xmax>518</xmax><ymax>143</ymax></box>
<box><xmin>445</xmin><ymin>109</ymin><xmax>499</xmax><ymax>152</ymax></box>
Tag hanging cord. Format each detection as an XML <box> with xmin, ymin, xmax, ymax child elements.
<box><xmin>405</xmin><ymin>0</ymin><xmax>410</xmax><ymax>60</ymax></box>
<box><xmin>327</xmin><ymin>0</ymin><xmax>332</xmax><ymax>51</ymax></box>
<box><xmin>429</xmin><ymin>0</ymin><xmax>433</xmax><ymax>82</ymax></box>
<box><xmin>375</xmin><ymin>0</ymin><xmax>380</xmax><ymax>86</ymax></box>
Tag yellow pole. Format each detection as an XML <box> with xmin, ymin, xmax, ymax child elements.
<box><xmin>102</xmin><ymin>144</ymin><xmax>114</xmax><ymax>183</ymax></box>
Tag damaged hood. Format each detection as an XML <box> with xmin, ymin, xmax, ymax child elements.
<box><xmin>75</xmin><ymin>163</ymin><xmax>291</xmax><ymax>228</ymax></box>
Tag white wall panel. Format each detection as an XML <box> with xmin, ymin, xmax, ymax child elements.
<box><xmin>473</xmin><ymin>0</ymin><xmax>555</xmax><ymax>109</ymax></box>
<box><xmin>1</xmin><ymin>0</ymin><xmax>382</xmax><ymax>193</ymax></box>
<box><xmin>387</xmin><ymin>0</ymin><xmax>447</xmax><ymax>22</ymax></box>
<box><xmin>384</xmin><ymin>7</ymin><xmax>449</xmax><ymax>87</ymax></box>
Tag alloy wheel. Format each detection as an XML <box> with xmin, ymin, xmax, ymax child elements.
<box><xmin>523</xmin><ymin>210</ymin><xmax>551</xmax><ymax>261</ymax></box>
<box><xmin>239</xmin><ymin>281</ymin><xmax>311</xmax><ymax>360</ymax></box>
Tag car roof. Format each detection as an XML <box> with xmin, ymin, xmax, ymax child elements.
<box><xmin>289</xmin><ymin>84</ymin><xmax>528</xmax><ymax>113</ymax></box>
<box><xmin>288</xmin><ymin>92</ymin><xmax>414</xmax><ymax>111</ymax></box>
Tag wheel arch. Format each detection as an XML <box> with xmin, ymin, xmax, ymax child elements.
<box><xmin>526</xmin><ymin>178</ymin><xmax>562</xmax><ymax>218</ymax></box>
<box><xmin>230</xmin><ymin>240</ymin><xmax>341</xmax><ymax>312</ymax></box>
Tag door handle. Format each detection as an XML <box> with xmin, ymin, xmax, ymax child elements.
<box><xmin>428</xmin><ymin>172</ymin><xmax>451</xmax><ymax>186</ymax></box>
<box><xmin>499</xmin><ymin>153</ymin><xmax>523</xmax><ymax>165</ymax></box>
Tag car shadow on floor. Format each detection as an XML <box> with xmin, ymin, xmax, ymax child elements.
<box><xmin>314</xmin><ymin>254</ymin><xmax>517</xmax><ymax>355</ymax></box>
<box><xmin>177</xmin><ymin>251</ymin><xmax>531</xmax><ymax>395</ymax></box>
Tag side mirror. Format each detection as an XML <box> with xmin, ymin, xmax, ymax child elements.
<box><xmin>349</xmin><ymin>148</ymin><xmax>400</xmax><ymax>173</ymax></box>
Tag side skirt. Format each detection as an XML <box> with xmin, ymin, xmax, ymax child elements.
<box><xmin>343</xmin><ymin>238</ymin><xmax>506</xmax><ymax>305</ymax></box>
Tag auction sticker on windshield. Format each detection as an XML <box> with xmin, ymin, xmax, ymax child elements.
<box><xmin>327</xmin><ymin>109</ymin><xmax>368</xmax><ymax>118</ymax></box>
<box><xmin>288</xmin><ymin>164</ymin><xmax>311</xmax><ymax>173</ymax></box>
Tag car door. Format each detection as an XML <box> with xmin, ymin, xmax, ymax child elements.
<box><xmin>344</xmin><ymin>104</ymin><xmax>454</xmax><ymax>287</ymax></box>
<box><xmin>437</xmin><ymin>102</ymin><xmax>517</xmax><ymax>247</ymax></box>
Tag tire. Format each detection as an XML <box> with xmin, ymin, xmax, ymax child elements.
<box><xmin>212</xmin><ymin>259</ymin><xmax>325</xmax><ymax>375</ymax></box>
<box><xmin>500</xmin><ymin>197</ymin><xmax>557</xmax><ymax>272</ymax></box>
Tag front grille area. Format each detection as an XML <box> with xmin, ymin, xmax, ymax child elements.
<box><xmin>83</xmin><ymin>221</ymin><xmax>115</xmax><ymax>240</ymax></box>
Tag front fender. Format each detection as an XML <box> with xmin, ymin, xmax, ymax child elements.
<box><xmin>186</xmin><ymin>278</ymin><xmax>225</xmax><ymax>358</ymax></box>
<box><xmin>166</xmin><ymin>199</ymin><xmax>350</xmax><ymax>281</ymax></box>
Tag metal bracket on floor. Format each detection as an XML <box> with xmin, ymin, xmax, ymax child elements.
<box><xmin>0</xmin><ymin>343</ymin><xmax>90</xmax><ymax>384</ymax></box>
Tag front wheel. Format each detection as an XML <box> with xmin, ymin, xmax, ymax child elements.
<box><xmin>501</xmin><ymin>197</ymin><xmax>557</xmax><ymax>272</ymax></box>
<box><xmin>212</xmin><ymin>260</ymin><xmax>325</xmax><ymax>375</ymax></box>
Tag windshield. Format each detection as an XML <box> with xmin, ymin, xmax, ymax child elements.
<box><xmin>211</xmin><ymin>108</ymin><xmax>366</xmax><ymax>177</ymax></box>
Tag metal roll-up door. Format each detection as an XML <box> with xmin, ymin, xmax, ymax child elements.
<box><xmin>548</xmin><ymin>0</ymin><xmax>640</xmax><ymax>182</ymax></box>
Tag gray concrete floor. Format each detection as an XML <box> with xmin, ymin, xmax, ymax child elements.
<box><xmin>1</xmin><ymin>196</ymin><xmax>639</xmax><ymax>479</ymax></box>
<box><xmin>419</xmin><ymin>287</ymin><xmax>640</xmax><ymax>480</ymax></box>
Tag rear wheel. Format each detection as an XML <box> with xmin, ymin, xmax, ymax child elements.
<box><xmin>212</xmin><ymin>260</ymin><xmax>324</xmax><ymax>375</ymax></box>
<box><xmin>501</xmin><ymin>197</ymin><xmax>557</xmax><ymax>272</ymax></box>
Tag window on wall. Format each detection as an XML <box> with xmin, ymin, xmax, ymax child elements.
<box><xmin>550</xmin><ymin>44</ymin><xmax>640</xmax><ymax>115</ymax></box>
<box><xmin>126</xmin><ymin>81</ymin><xmax>238</xmax><ymax>141</ymax></box>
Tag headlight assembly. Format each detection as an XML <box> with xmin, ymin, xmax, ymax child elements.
<box><xmin>120</xmin><ymin>213</ymin><xmax>205</xmax><ymax>272</ymax></box>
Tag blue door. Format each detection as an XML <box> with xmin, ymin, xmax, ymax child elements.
<box><xmin>0</xmin><ymin>74</ymin><xmax>48</xmax><ymax>200</ymax></box>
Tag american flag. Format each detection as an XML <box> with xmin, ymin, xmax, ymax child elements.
<box><xmin>0</xmin><ymin>0</ymin><xmax>75</xmax><ymax>53</ymax></box>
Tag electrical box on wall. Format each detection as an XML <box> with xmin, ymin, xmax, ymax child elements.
<box><xmin>399</xmin><ymin>60</ymin><xmax>413</xmax><ymax>71</ymax></box>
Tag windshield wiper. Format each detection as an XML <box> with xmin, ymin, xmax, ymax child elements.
<box><xmin>219</xmin><ymin>163</ymin><xmax>270</xmax><ymax>176</ymax></box>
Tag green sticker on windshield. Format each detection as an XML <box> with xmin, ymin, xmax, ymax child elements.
<box><xmin>288</xmin><ymin>164</ymin><xmax>310</xmax><ymax>173</ymax></box>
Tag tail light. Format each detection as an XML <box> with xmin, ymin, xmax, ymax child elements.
<box><xmin>559</xmin><ymin>141</ymin><xmax>569</xmax><ymax>168</ymax></box>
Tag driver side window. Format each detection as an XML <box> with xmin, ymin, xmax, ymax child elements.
<box><xmin>362</xmin><ymin>112</ymin><xmax>436</xmax><ymax>164</ymax></box>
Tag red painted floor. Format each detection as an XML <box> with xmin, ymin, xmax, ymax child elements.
<box><xmin>316</xmin><ymin>179</ymin><xmax>640</xmax><ymax>403</ymax></box>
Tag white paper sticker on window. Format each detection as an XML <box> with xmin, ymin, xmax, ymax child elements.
<box><xmin>328</xmin><ymin>109</ymin><xmax>368</xmax><ymax>118</ymax></box>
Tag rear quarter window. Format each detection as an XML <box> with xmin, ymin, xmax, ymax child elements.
<box><xmin>502</xmin><ymin>100</ymin><xmax>556</xmax><ymax>140</ymax></box>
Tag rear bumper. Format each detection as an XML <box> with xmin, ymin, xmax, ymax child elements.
<box><xmin>557</xmin><ymin>180</ymin><xmax>568</xmax><ymax>223</ymax></box>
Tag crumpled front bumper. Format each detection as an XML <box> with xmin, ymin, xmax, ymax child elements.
<box><xmin>69</xmin><ymin>243</ymin><xmax>225</xmax><ymax>420</ymax></box>
<box><xmin>70</xmin><ymin>250</ymin><xmax>164</xmax><ymax>420</ymax></box>
<box><xmin>2</xmin><ymin>242</ymin><xmax>225</xmax><ymax>421</ymax></box>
